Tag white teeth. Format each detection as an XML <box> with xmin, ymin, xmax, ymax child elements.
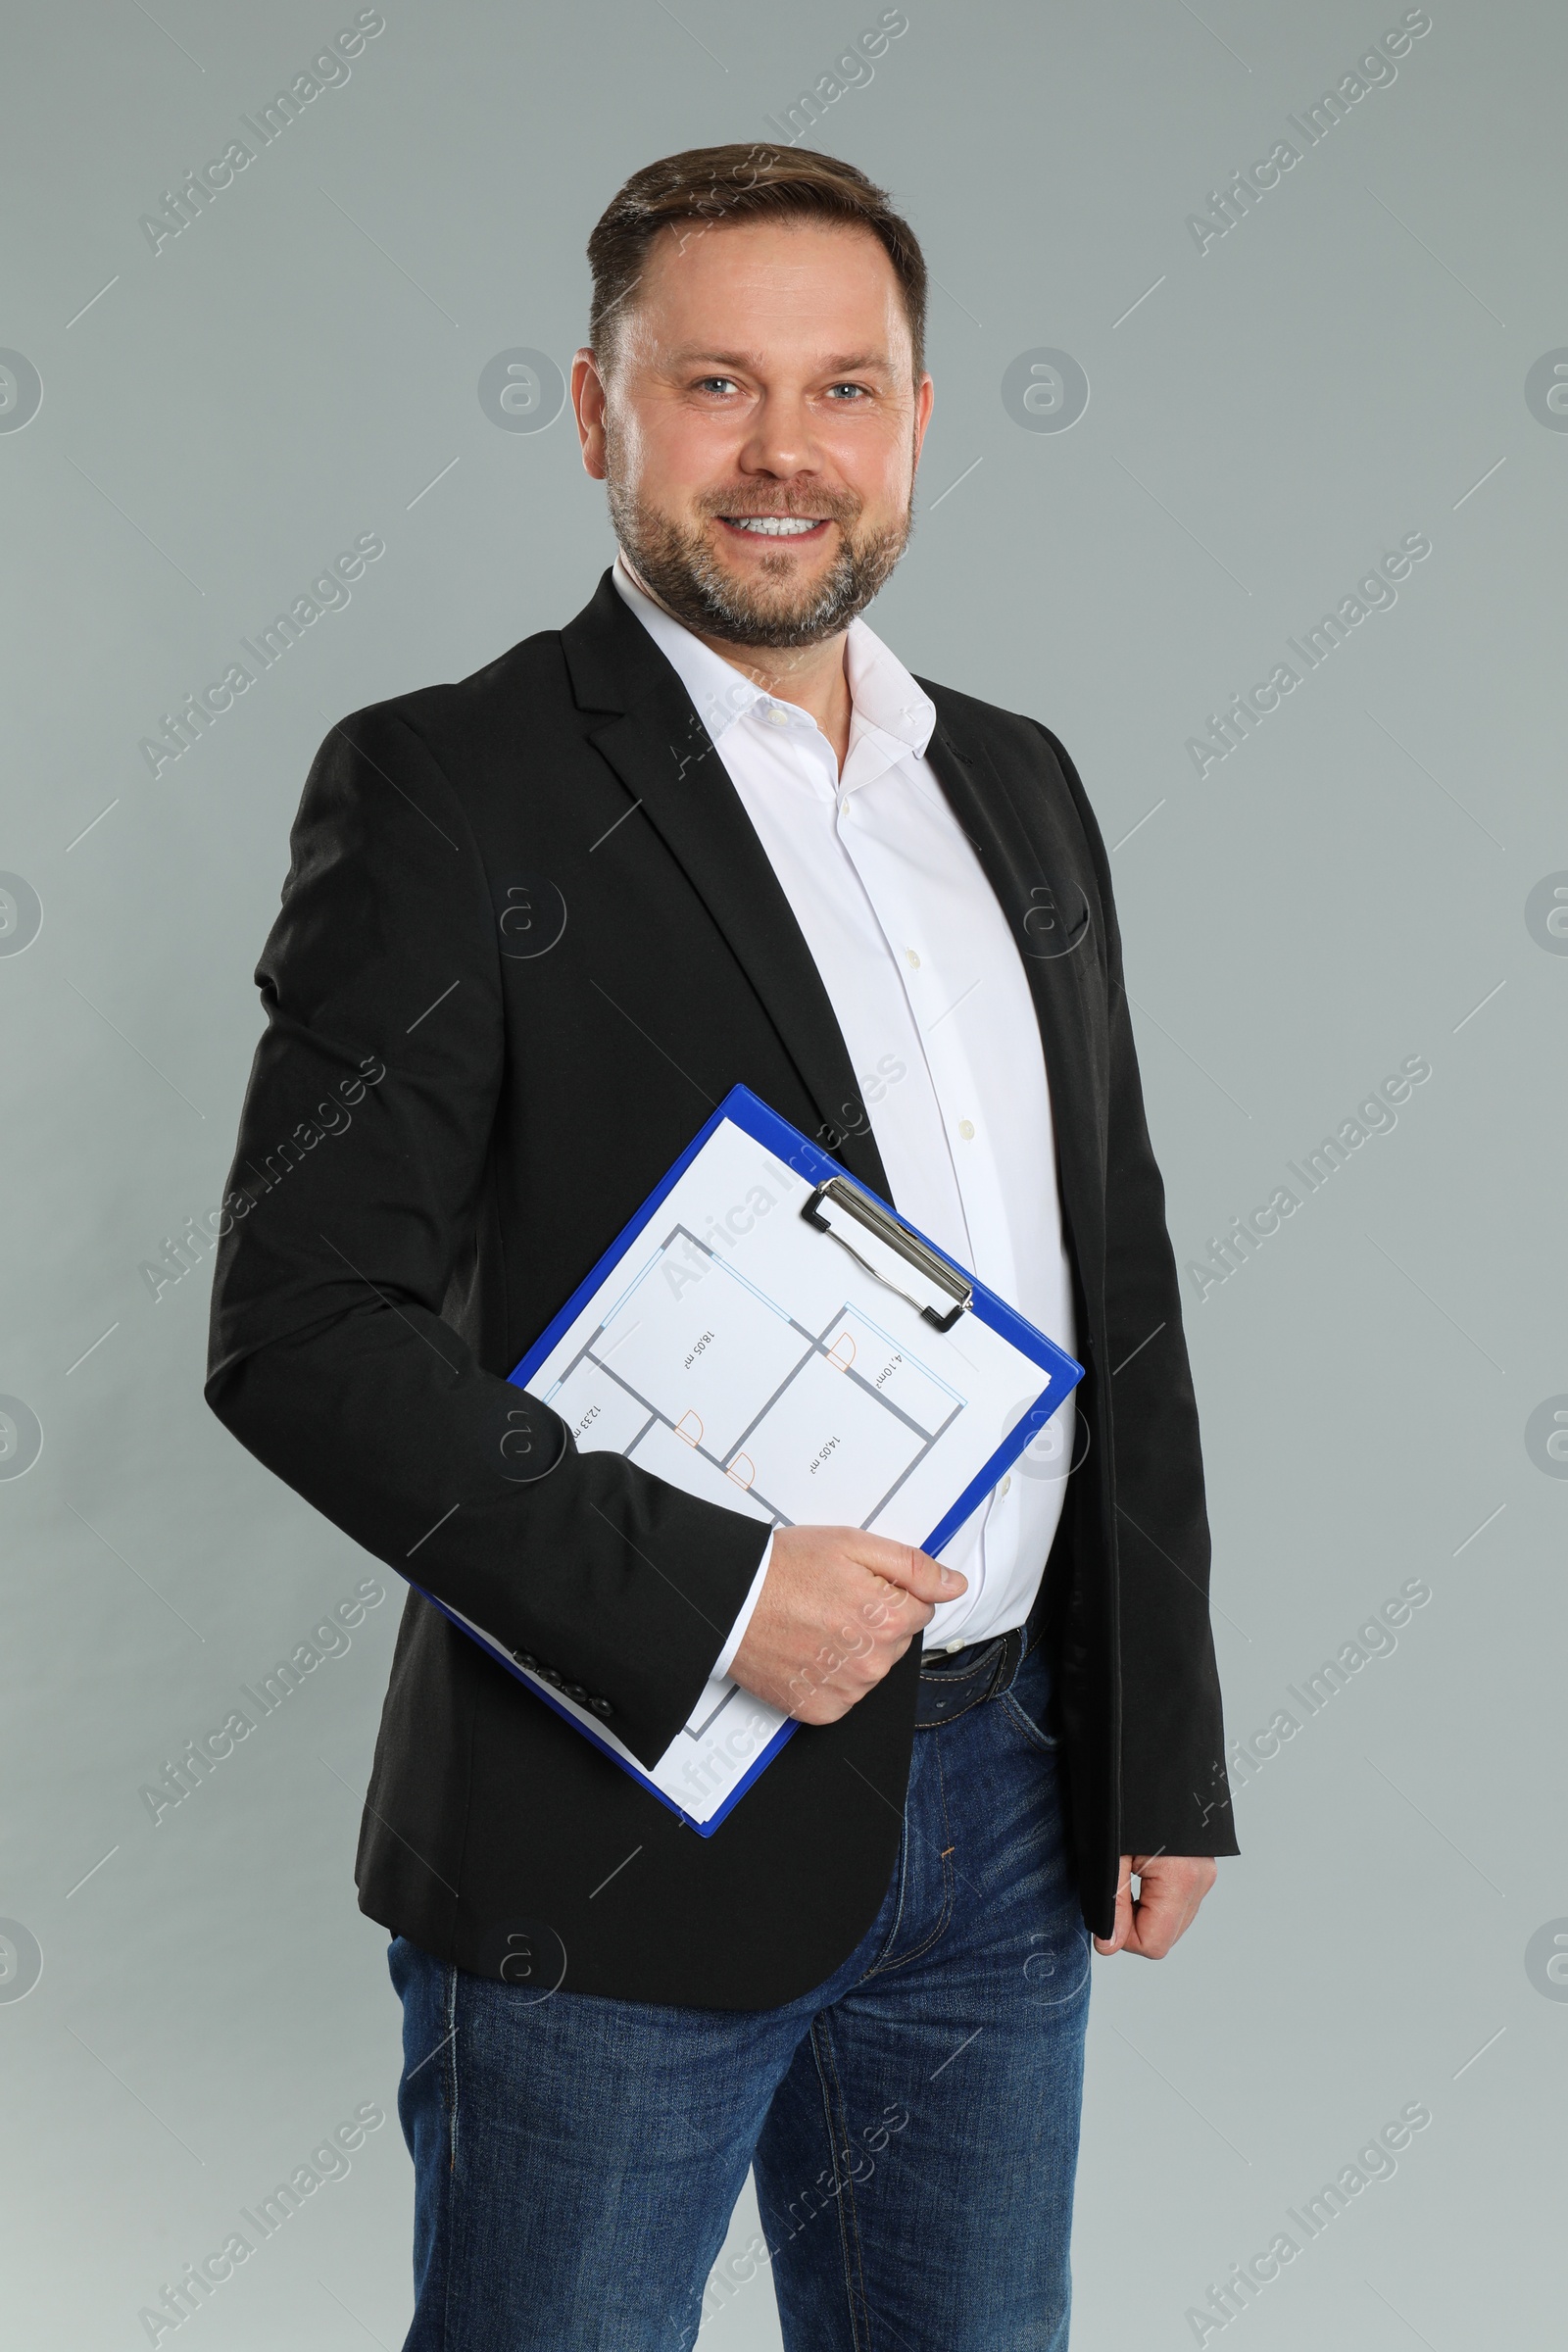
<box><xmin>728</xmin><ymin>516</ymin><xmax>822</xmax><ymax>536</ymax></box>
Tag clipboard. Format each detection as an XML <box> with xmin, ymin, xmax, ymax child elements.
<box><xmin>411</xmin><ymin>1083</ymin><xmax>1083</xmax><ymax>1835</ymax></box>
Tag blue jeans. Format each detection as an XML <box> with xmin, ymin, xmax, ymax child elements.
<box><xmin>388</xmin><ymin>1629</ymin><xmax>1091</xmax><ymax>2350</ymax></box>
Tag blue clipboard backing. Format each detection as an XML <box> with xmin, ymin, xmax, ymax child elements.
<box><xmin>418</xmin><ymin>1083</ymin><xmax>1084</xmax><ymax>1838</ymax></box>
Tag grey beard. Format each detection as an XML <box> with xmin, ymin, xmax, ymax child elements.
<box><xmin>605</xmin><ymin>478</ymin><xmax>912</xmax><ymax>650</ymax></box>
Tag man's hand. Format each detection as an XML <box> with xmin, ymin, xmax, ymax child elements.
<box><xmin>728</xmin><ymin>1526</ymin><xmax>965</xmax><ymax>1722</ymax></box>
<box><xmin>1093</xmin><ymin>1853</ymin><xmax>1216</xmax><ymax>1959</ymax></box>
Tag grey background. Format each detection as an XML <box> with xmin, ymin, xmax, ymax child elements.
<box><xmin>2</xmin><ymin>0</ymin><xmax>1562</xmax><ymax>2343</ymax></box>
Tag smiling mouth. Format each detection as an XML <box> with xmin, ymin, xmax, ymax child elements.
<box><xmin>717</xmin><ymin>514</ymin><xmax>832</xmax><ymax>539</ymax></box>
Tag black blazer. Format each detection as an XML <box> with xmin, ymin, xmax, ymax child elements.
<box><xmin>205</xmin><ymin>567</ymin><xmax>1238</xmax><ymax>2010</ymax></box>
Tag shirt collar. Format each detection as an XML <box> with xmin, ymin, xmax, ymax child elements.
<box><xmin>611</xmin><ymin>552</ymin><xmax>936</xmax><ymax>771</ymax></box>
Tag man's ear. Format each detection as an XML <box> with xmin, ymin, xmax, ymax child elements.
<box><xmin>911</xmin><ymin>372</ymin><xmax>935</xmax><ymax>472</ymax></box>
<box><xmin>571</xmin><ymin>349</ymin><xmax>609</xmax><ymax>479</ymax></box>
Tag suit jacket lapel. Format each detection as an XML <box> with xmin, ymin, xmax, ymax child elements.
<box><xmin>562</xmin><ymin>571</ymin><xmax>892</xmax><ymax>1200</ymax></box>
<box><xmin>917</xmin><ymin>701</ymin><xmax>1106</xmax><ymax>1269</ymax></box>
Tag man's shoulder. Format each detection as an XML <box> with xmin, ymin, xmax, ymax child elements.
<box><xmin>909</xmin><ymin>671</ymin><xmax>1110</xmax><ymax>883</ymax></box>
<box><xmin>910</xmin><ymin>670</ymin><xmax>1076</xmax><ymax>778</ymax></box>
<box><xmin>325</xmin><ymin>624</ymin><xmax>575</xmax><ymax>768</ymax></box>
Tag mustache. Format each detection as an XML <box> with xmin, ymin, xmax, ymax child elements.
<box><xmin>702</xmin><ymin>492</ymin><xmax>859</xmax><ymax>523</ymax></box>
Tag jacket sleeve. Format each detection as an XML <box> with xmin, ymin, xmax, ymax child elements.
<box><xmin>1037</xmin><ymin>722</ymin><xmax>1240</xmax><ymax>1862</ymax></box>
<box><xmin>204</xmin><ymin>708</ymin><xmax>770</xmax><ymax>1769</ymax></box>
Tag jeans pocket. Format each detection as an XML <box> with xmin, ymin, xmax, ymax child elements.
<box><xmin>1002</xmin><ymin>1694</ymin><xmax>1061</xmax><ymax>1752</ymax></box>
<box><xmin>1001</xmin><ymin>1646</ymin><xmax>1061</xmax><ymax>1751</ymax></box>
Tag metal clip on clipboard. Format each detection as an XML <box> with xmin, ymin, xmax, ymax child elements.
<box><xmin>801</xmin><ymin>1177</ymin><xmax>972</xmax><ymax>1333</ymax></box>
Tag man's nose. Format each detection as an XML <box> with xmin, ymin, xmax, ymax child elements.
<box><xmin>735</xmin><ymin>390</ymin><xmax>822</xmax><ymax>479</ymax></box>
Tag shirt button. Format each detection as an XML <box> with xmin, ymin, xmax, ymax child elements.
<box><xmin>765</xmin><ymin>704</ymin><xmax>790</xmax><ymax>727</ymax></box>
<box><xmin>1000</xmin><ymin>1475</ymin><xmax>1011</xmax><ymax>1497</ymax></box>
<box><xmin>944</xmin><ymin>1637</ymin><xmax>964</xmax><ymax>1652</ymax></box>
<box><xmin>958</xmin><ymin>1118</ymin><xmax>975</xmax><ymax>1140</ymax></box>
<box><xmin>905</xmin><ymin>949</ymin><xmax>921</xmax><ymax>968</ymax></box>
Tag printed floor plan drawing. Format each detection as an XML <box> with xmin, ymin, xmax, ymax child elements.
<box><xmin>543</xmin><ymin>1217</ymin><xmax>967</xmax><ymax>1533</ymax></box>
<box><xmin>540</xmin><ymin>1220</ymin><xmax>967</xmax><ymax>1742</ymax></box>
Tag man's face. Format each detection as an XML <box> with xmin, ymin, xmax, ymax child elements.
<box><xmin>573</xmin><ymin>218</ymin><xmax>933</xmax><ymax>650</ymax></box>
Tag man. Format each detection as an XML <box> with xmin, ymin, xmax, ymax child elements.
<box><xmin>206</xmin><ymin>144</ymin><xmax>1237</xmax><ymax>2350</ymax></box>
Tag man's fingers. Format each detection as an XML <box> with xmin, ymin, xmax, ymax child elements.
<box><xmin>1122</xmin><ymin>1889</ymin><xmax>1188</xmax><ymax>1959</ymax></box>
<box><xmin>729</xmin><ymin>1525</ymin><xmax>968</xmax><ymax>1721</ymax></box>
<box><xmin>1120</xmin><ymin>1894</ymin><xmax>1173</xmax><ymax>1960</ymax></box>
<box><xmin>855</xmin><ymin>1534</ymin><xmax>966</xmax><ymax>1608</ymax></box>
<box><xmin>1105</xmin><ymin>1855</ymin><xmax>1217</xmax><ymax>1959</ymax></box>
<box><xmin>1137</xmin><ymin>1855</ymin><xmax>1215</xmax><ymax>1955</ymax></box>
<box><xmin>1093</xmin><ymin>1856</ymin><xmax>1135</xmax><ymax>1955</ymax></box>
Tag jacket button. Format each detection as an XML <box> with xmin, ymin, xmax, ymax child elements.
<box><xmin>564</xmin><ymin>1683</ymin><xmax>589</xmax><ymax>1703</ymax></box>
<box><xmin>512</xmin><ymin>1650</ymin><xmax>539</xmax><ymax>1671</ymax></box>
<box><xmin>589</xmin><ymin>1696</ymin><xmax>614</xmax><ymax>1718</ymax></box>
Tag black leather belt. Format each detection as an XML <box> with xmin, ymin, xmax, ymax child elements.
<box><xmin>914</xmin><ymin>1604</ymin><xmax>1044</xmax><ymax>1729</ymax></box>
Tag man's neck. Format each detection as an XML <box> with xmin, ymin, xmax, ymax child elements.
<box><xmin>619</xmin><ymin>554</ymin><xmax>854</xmax><ymax>773</ymax></box>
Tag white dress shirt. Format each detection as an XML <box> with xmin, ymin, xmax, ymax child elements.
<box><xmin>612</xmin><ymin>555</ymin><xmax>1076</xmax><ymax>1673</ymax></box>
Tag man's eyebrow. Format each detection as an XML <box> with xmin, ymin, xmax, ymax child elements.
<box><xmin>662</xmin><ymin>346</ymin><xmax>895</xmax><ymax>375</ymax></box>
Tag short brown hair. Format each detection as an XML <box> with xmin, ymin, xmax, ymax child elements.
<box><xmin>586</xmin><ymin>143</ymin><xmax>928</xmax><ymax>382</ymax></box>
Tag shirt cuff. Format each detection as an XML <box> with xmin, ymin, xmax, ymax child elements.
<box><xmin>710</xmin><ymin>1530</ymin><xmax>776</xmax><ymax>1683</ymax></box>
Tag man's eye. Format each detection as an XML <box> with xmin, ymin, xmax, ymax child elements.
<box><xmin>826</xmin><ymin>383</ymin><xmax>870</xmax><ymax>401</ymax></box>
<box><xmin>696</xmin><ymin>376</ymin><xmax>740</xmax><ymax>395</ymax></box>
